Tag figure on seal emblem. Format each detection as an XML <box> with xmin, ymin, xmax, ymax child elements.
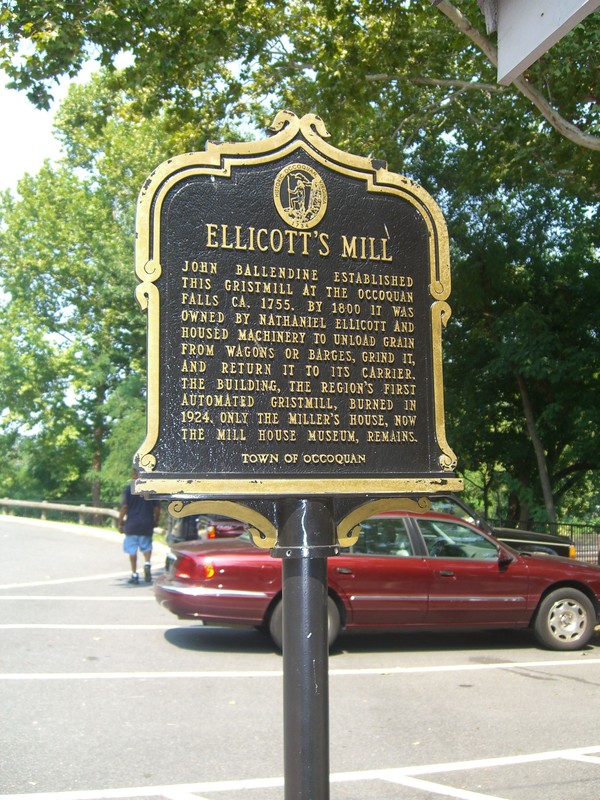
<box><xmin>273</xmin><ymin>163</ymin><xmax>328</xmax><ymax>229</ymax></box>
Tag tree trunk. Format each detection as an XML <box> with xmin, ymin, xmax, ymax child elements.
<box><xmin>514</xmin><ymin>372</ymin><xmax>557</xmax><ymax>527</ymax></box>
<box><xmin>507</xmin><ymin>491</ymin><xmax>520</xmax><ymax>526</ymax></box>
<box><xmin>481</xmin><ymin>470</ymin><xmax>494</xmax><ymax>519</ymax></box>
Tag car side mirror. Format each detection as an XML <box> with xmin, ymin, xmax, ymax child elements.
<box><xmin>498</xmin><ymin>548</ymin><xmax>515</xmax><ymax>570</ymax></box>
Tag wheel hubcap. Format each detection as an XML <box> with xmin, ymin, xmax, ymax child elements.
<box><xmin>548</xmin><ymin>598</ymin><xmax>587</xmax><ymax>641</ymax></box>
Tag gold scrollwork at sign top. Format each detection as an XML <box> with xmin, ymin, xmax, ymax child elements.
<box><xmin>167</xmin><ymin>499</ymin><xmax>277</xmax><ymax>549</ymax></box>
<box><xmin>337</xmin><ymin>497</ymin><xmax>431</xmax><ymax>548</ymax></box>
<box><xmin>268</xmin><ymin>110</ymin><xmax>331</xmax><ymax>141</ymax></box>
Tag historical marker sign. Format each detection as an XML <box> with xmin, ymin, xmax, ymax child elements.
<box><xmin>134</xmin><ymin>112</ymin><xmax>461</xmax><ymax>497</ymax></box>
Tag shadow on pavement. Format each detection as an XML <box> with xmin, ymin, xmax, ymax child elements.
<box><xmin>164</xmin><ymin>624</ymin><xmax>275</xmax><ymax>654</ymax></box>
<box><xmin>331</xmin><ymin>627</ymin><xmax>600</xmax><ymax>656</ymax></box>
<box><xmin>162</xmin><ymin>624</ymin><xmax>599</xmax><ymax>656</ymax></box>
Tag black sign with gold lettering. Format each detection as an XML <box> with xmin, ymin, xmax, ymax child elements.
<box><xmin>134</xmin><ymin>112</ymin><xmax>461</xmax><ymax>497</ymax></box>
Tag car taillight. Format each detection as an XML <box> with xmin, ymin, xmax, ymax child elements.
<box><xmin>204</xmin><ymin>560</ymin><xmax>215</xmax><ymax>579</ymax></box>
<box><xmin>207</xmin><ymin>525</ymin><xmax>216</xmax><ymax>539</ymax></box>
<box><xmin>569</xmin><ymin>544</ymin><xmax>577</xmax><ymax>559</ymax></box>
<box><xmin>174</xmin><ymin>555</ymin><xmax>198</xmax><ymax>580</ymax></box>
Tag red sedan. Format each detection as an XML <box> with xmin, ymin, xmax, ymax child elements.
<box><xmin>154</xmin><ymin>510</ymin><xmax>600</xmax><ymax>651</ymax></box>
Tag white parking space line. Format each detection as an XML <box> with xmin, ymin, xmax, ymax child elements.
<box><xmin>0</xmin><ymin>624</ymin><xmax>174</xmax><ymax>630</ymax></box>
<box><xmin>0</xmin><ymin>669</ymin><xmax>284</xmax><ymax>680</ymax></box>
<box><xmin>162</xmin><ymin>793</ymin><xmax>213</xmax><ymax>800</ymax></box>
<box><xmin>2</xmin><ymin>655</ymin><xmax>600</xmax><ymax>681</ymax></box>
<box><xmin>563</xmin><ymin>753</ymin><xmax>600</xmax><ymax>765</ymax></box>
<box><xmin>386</xmin><ymin>775</ymin><xmax>508</xmax><ymax>799</ymax></box>
<box><xmin>330</xmin><ymin>657</ymin><xmax>600</xmax><ymax>675</ymax></box>
<box><xmin>0</xmin><ymin>595</ymin><xmax>154</xmax><ymax>601</ymax></box>
<box><xmin>1</xmin><ymin>746</ymin><xmax>599</xmax><ymax>800</ymax></box>
<box><xmin>395</xmin><ymin>745</ymin><xmax>600</xmax><ymax>775</ymax></box>
<box><xmin>0</xmin><ymin>573</ymin><xmax>130</xmax><ymax>589</ymax></box>
<box><xmin>0</xmin><ymin>775</ymin><xmax>285</xmax><ymax>800</ymax></box>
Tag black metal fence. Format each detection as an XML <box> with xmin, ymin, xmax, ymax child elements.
<box><xmin>547</xmin><ymin>523</ymin><xmax>600</xmax><ymax>564</ymax></box>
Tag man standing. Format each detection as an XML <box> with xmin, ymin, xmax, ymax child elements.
<box><xmin>118</xmin><ymin>468</ymin><xmax>161</xmax><ymax>584</ymax></box>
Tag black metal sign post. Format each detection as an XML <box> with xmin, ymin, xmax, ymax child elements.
<box><xmin>132</xmin><ymin>111</ymin><xmax>462</xmax><ymax>800</ymax></box>
<box><xmin>274</xmin><ymin>498</ymin><xmax>338</xmax><ymax>800</ymax></box>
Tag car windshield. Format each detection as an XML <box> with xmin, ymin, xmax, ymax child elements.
<box><xmin>428</xmin><ymin>497</ymin><xmax>477</xmax><ymax>524</ymax></box>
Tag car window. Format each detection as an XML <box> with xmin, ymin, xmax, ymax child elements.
<box><xmin>354</xmin><ymin>518</ymin><xmax>414</xmax><ymax>557</ymax></box>
<box><xmin>417</xmin><ymin>519</ymin><xmax>498</xmax><ymax>560</ymax></box>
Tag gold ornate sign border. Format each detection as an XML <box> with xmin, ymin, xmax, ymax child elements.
<box><xmin>134</xmin><ymin>111</ymin><xmax>461</xmax><ymax>497</ymax></box>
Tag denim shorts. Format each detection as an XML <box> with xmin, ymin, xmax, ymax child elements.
<box><xmin>122</xmin><ymin>535</ymin><xmax>153</xmax><ymax>555</ymax></box>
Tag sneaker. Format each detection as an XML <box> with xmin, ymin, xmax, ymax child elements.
<box><xmin>143</xmin><ymin>564</ymin><xmax>152</xmax><ymax>583</ymax></box>
<box><xmin>128</xmin><ymin>572</ymin><xmax>139</xmax><ymax>585</ymax></box>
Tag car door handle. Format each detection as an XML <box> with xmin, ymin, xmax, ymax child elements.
<box><xmin>336</xmin><ymin>567</ymin><xmax>353</xmax><ymax>575</ymax></box>
<box><xmin>439</xmin><ymin>570</ymin><xmax>455</xmax><ymax>577</ymax></box>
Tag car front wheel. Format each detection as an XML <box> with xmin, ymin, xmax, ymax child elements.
<box><xmin>268</xmin><ymin>595</ymin><xmax>341</xmax><ymax>650</ymax></box>
<box><xmin>533</xmin><ymin>588</ymin><xmax>596</xmax><ymax>650</ymax></box>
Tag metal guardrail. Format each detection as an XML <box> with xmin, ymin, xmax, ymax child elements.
<box><xmin>0</xmin><ymin>498</ymin><xmax>119</xmax><ymax>526</ymax></box>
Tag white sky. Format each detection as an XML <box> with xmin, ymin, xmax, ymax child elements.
<box><xmin>0</xmin><ymin>78</ymin><xmax>63</xmax><ymax>192</ymax></box>
<box><xmin>0</xmin><ymin>56</ymin><xmax>129</xmax><ymax>193</ymax></box>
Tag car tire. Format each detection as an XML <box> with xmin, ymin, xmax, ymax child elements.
<box><xmin>533</xmin><ymin>588</ymin><xmax>596</xmax><ymax>650</ymax></box>
<box><xmin>268</xmin><ymin>596</ymin><xmax>341</xmax><ymax>650</ymax></box>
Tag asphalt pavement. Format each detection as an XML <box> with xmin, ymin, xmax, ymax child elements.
<box><xmin>2</xmin><ymin>514</ymin><xmax>600</xmax><ymax>800</ymax></box>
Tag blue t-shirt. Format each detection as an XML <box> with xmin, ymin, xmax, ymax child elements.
<box><xmin>121</xmin><ymin>484</ymin><xmax>159</xmax><ymax>536</ymax></box>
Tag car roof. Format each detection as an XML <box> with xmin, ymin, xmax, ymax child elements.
<box><xmin>365</xmin><ymin>510</ymin><xmax>473</xmax><ymax>524</ymax></box>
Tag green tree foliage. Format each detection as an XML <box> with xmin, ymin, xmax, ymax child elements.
<box><xmin>441</xmin><ymin>182</ymin><xmax>600</xmax><ymax>524</ymax></box>
<box><xmin>0</xmin><ymin>77</ymin><xmax>186</xmax><ymax>503</ymax></box>
<box><xmin>0</xmin><ymin>164</ymin><xmax>129</xmax><ymax>502</ymax></box>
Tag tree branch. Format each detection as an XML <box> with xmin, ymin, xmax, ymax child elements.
<box><xmin>433</xmin><ymin>0</ymin><xmax>600</xmax><ymax>151</ymax></box>
<box><xmin>366</xmin><ymin>74</ymin><xmax>505</xmax><ymax>93</ymax></box>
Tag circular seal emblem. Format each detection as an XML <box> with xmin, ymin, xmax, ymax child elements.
<box><xmin>273</xmin><ymin>164</ymin><xmax>328</xmax><ymax>229</ymax></box>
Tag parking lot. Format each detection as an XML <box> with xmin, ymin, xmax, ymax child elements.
<box><xmin>2</xmin><ymin>515</ymin><xmax>600</xmax><ymax>800</ymax></box>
